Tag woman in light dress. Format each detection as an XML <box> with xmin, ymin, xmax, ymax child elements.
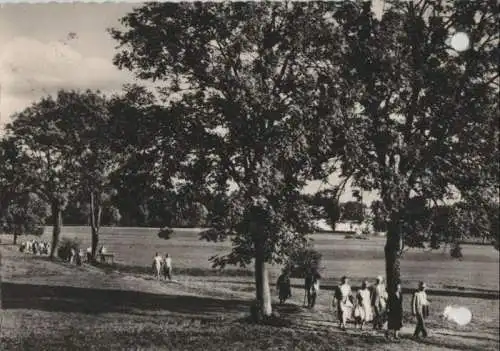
<box><xmin>334</xmin><ymin>276</ymin><xmax>354</xmax><ymax>330</ymax></box>
<box><xmin>353</xmin><ymin>280</ymin><xmax>373</xmax><ymax>330</ymax></box>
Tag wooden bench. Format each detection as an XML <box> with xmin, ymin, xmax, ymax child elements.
<box><xmin>100</xmin><ymin>253</ymin><xmax>115</xmax><ymax>264</ymax></box>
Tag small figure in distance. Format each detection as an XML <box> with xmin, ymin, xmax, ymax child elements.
<box><xmin>152</xmin><ymin>252</ymin><xmax>163</xmax><ymax>280</ymax></box>
<box><xmin>163</xmin><ymin>253</ymin><xmax>172</xmax><ymax>281</ymax></box>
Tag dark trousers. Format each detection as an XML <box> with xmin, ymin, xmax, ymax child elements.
<box><xmin>414</xmin><ymin>314</ymin><xmax>428</xmax><ymax>338</ymax></box>
<box><xmin>307</xmin><ymin>291</ymin><xmax>317</xmax><ymax>308</ymax></box>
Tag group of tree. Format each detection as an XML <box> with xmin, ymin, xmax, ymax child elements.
<box><xmin>0</xmin><ymin>1</ymin><xmax>497</xmax><ymax>326</ymax></box>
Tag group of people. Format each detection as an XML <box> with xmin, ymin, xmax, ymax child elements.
<box><xmin>152</xmin><ymin>252</ymin><xmax>173</xmax><ymax>281</ymax></box>
<box><xmin>276</xmin><ymin>269</ymin><xmax>431</xmax><ymax>339</ymax></box>
<box><xmin>19</xmin><ymin>240</ymin><xmax>50</xmax><ymax>255</ymax></box>
<box><xmin>68</xmin><ymin>245</ymin><xmax>109</xmax><ymax>265</ymax></box>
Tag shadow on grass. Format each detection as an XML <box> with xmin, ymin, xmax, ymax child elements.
<box><xmin>1</xmin><ymin>282</ymin><xmax>306</xmax><ymax>320</ymax></box>
<box><xmin>1</xmin><ymin>281</ymin><xmax>250</xmax><ymax>316</ymax></box>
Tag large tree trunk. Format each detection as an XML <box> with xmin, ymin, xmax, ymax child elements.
<box><xmin>254</xmin><ymin>237</ymin><xmax>272</xmax><ymax>319</ymax></box>
<box><xmin>384</xmin><ymin>214</ymin><xmax>403</xmax><ymax>328</ymax></box>
<box><xmin>89</xmin><ymin>192</ymin><xmax>102</xmax><ymax>262</ymax></box>
<box><xmin>49</xmin><ymin>202</ymin><xmax>62</xmax><ymax>259</ymax></box>
<box><xmin>254</xmin><ymin>253</ymin><xmax>272</xmax><ymax>317</ymax></box>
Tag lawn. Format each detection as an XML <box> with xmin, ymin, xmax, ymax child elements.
<box><xmin>1</xmin><ymin>227</ymin><xmax>498</xmax><ymax>350</ymax></box>
<box><xmin>7</xmin><ymin>226</ymin><xmax>499</xmax><ymax>291</ymax></box>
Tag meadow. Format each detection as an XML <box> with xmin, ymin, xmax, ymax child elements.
<box><xmin>13</xmin><ymin>225</ymin><xmax>500</xmax><ymax>292</ymax></box>
<box><xmin>1</xmin><ymin>226</ymin><xmax>499</xmax><ymax>350</ymax></box>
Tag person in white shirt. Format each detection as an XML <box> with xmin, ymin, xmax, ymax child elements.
<box><xmin>152</xmin><ymin>253</ymin><xmax>163</xmax><ymax>280</ymax></box>
<box><xmin>334</xmin><ymin>276</ymin><xmax>353</xmax><ymax>330</ymax></box>
<box><xmin>163</xmin><ymin>253</ymin><xmax>172</xmax><ymax>281</ymax></box>
<box><xmin>412</xmin><ymin>281</ymin><xmax>430</xmax><ymax>338</ymax></box>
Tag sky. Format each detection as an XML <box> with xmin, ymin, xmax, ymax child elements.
<box><xmin>0</xmin><ymin>1</ymin><xmax>382</xmax><ymax>203</ymax></box>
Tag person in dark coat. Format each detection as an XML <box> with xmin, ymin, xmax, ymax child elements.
<box><xmin>387</xmin><ymin>281</ymin><xmax>404</xmax><ymax>339</ymax></box>
<box><xmin>276</xmin><ymin>269</ymin><xmax>292</xmax><ymax>304</ymax></box>
<box><xmin>304</xmin><ymin>269</ymin><xmax>321</xmax><ymax>308</ymax></box>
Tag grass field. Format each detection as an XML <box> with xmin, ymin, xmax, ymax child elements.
<box><xmin>8</xmin><ymin>226</ymin><xmax>499</xmax><ymax>291</ymax></box>
<box><xmin>1</xmin><ymin>226</ymin><xmax>499</xmax><ymax>350</ymax></box>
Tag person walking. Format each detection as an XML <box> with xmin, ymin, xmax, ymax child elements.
<box><xmin>412</xmin><ymin>281</ymin><xmax>430</xmax><ymax>339</ymax></box>
<box><xmin>163</xmin><ymin>253</ymin><xmax>172</xmax><ymax>281</ymax></box>
<box><xmin>152</xmin><ymin>252</ymin><xmax>163</xmax><ymax>280</ymax></box>
<box><xmin>304</xmin><ymin>269</ymin><xmax>320</xmax><ymax>308</ymax></box>
<box><xmin>334</xmin><ymin>276</ymin><xmax>353</xmax><ymax>330</ymax></box>
<box><xmin>276</xmin><ymin>269</ymin><xmax>292</xmax><ymax>304</ymax></box>
<box><xmin>354</xmin><ymin>280</ymin><xmax>373</xmax><ymax>330</ymax></box>
<box><xmin>387</xmin><ymin>281</ymin><xmax>404</xmax><ymax>339</ymax></box>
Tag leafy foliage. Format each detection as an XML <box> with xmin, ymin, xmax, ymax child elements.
<box><xmin>285</xmin><ymin>246</ymin><xmax>322</xmax><ymax>279</ymax></box>
<box><xmin>110</xmin><ymin>2</ymin><xmax>350</xmax><ymax>315</ymax></box>
<box><xmin>340</xmin><ymin>201</ymin><xmax>366</xmax><ymax>223</ymax></box>
<box><xmin>0</xmin><ymin>192</ymin><xmax>48</xmax><ymax>242</ymax></box>
<box><xmin>308</xmin><ymin>190</ymin><xmax>341</xmax><ymax>229</ymax></box>
<box><xmin>110</xmin><ymin>2</ymin><xmax>344</xmax><ymax>266</ymax></box>
<box><xmin>370</xmin><ymin>200</ymin><xmax>388</xmax><ymax>232</ymax></box>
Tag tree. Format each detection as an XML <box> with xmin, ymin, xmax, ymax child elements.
<box><xmin>58</xmin><ymin>90</ymin><xmax>121</xmax><ymax>261</ymax></box>
<box><xmin>6</xmin><ymin>94</ymin><xmax>76</xmax><ymax>259</ymax></box>
<box><xmin>6</xmin><ymin>90</ymin><xmax>120</xmax><ymax>260</ymax></box>
<box><xmin>110</xmin><ymin>2</ymin><xmax>342</xmax><ymax>318</ymax></box>
<box><xmin>0</xmin><ymin>192</ymin><xmax>48</xmax><ymax>245</ymax></box>
<box><xmin>317</xmin><ymin>0</ymin><xmax>498</xmax><ymax>326</ymax></box>
<box><xmin>309</xmin><ymin>189</ymin><xmax>341</xmax><ymax>229</ymax></box>
<box><xmin>1</xmin><ymin>140</ymin><xmax>49</xmax><ymax>244</ymax></box>
<box><xmin>107</xmin><ymin>85</ymin><xmax>176</xmax><ymax>228</ymax></box>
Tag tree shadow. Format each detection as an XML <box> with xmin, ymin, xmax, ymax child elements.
<box><xmin>1</xmin><ymin>282</ymin><xmax>307</xmax><ymax>320</ymax></box>
<box><xmin>1</xmin><ymin>282</ymin><xmax>249</xmax><ymax>316</ymax></box>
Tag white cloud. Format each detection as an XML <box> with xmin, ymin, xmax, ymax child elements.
<box><xmin>0</xmin><ymin>36</ymin><xmax>134</xmax><ymax>126</ymax></box>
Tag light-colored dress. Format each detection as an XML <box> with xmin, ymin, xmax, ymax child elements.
<box><xmin>355</xmin><ymin>288</ymin><xmax>373</xmax><ymax>322</ymax></box>
<box><xmin>337</xmin><ymin>283</ymin><xmax>353</xmax><ymax>321</ymax></box>
<box><xmin>153</xmin><ymin>256</ymin><xmax>163</xmax><ymax>277</ymax></box>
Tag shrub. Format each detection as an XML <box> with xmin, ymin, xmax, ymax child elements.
<box><xmin>57</xmin><ymin>237</ymin><xmax>81</xmax><ymax>261</ymax></box>
<box><xmin>158</xmin><ymin>227</ymin><xmax>174</xmax><ymax>240</ymax></box>
<box><xmin>450</xmin><ymin>243</ymin><xmax>463</xmax><ymax>259</ymax></box>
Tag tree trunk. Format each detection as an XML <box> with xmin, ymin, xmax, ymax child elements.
<box><xmin>384</xmin><ymin>215</ymin><xmax>402</xmax><ymax>328</ymax></box>
<box><xmin>254</xmin><ymin>240</ymin><xmax>272</xmax><ymax>318</ymax></box>
<box><xmin>49</xmin><ymin>202</ymin><xmax>62</xmax><ymax>259</ymax></box>
<box><xmin>89</xmin><ymin>192</ymin><xmax>101</xmax><ymax>262</ymax></box>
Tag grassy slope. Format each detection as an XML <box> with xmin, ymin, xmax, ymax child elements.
<box><xmin>1</xmin><ymin>236</ymin><xmax>499</xmax><ymax>351</ymax></box>
<box><xmin>6</xmin><ymin>226</ymin><xmax>499</xmax><ymax>291</ymax></box>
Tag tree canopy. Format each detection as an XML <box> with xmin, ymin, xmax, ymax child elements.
<box><xmin>110</xmin><ymin>1</ymin><xmax>349</xmax><ymax>317</ymax></box>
